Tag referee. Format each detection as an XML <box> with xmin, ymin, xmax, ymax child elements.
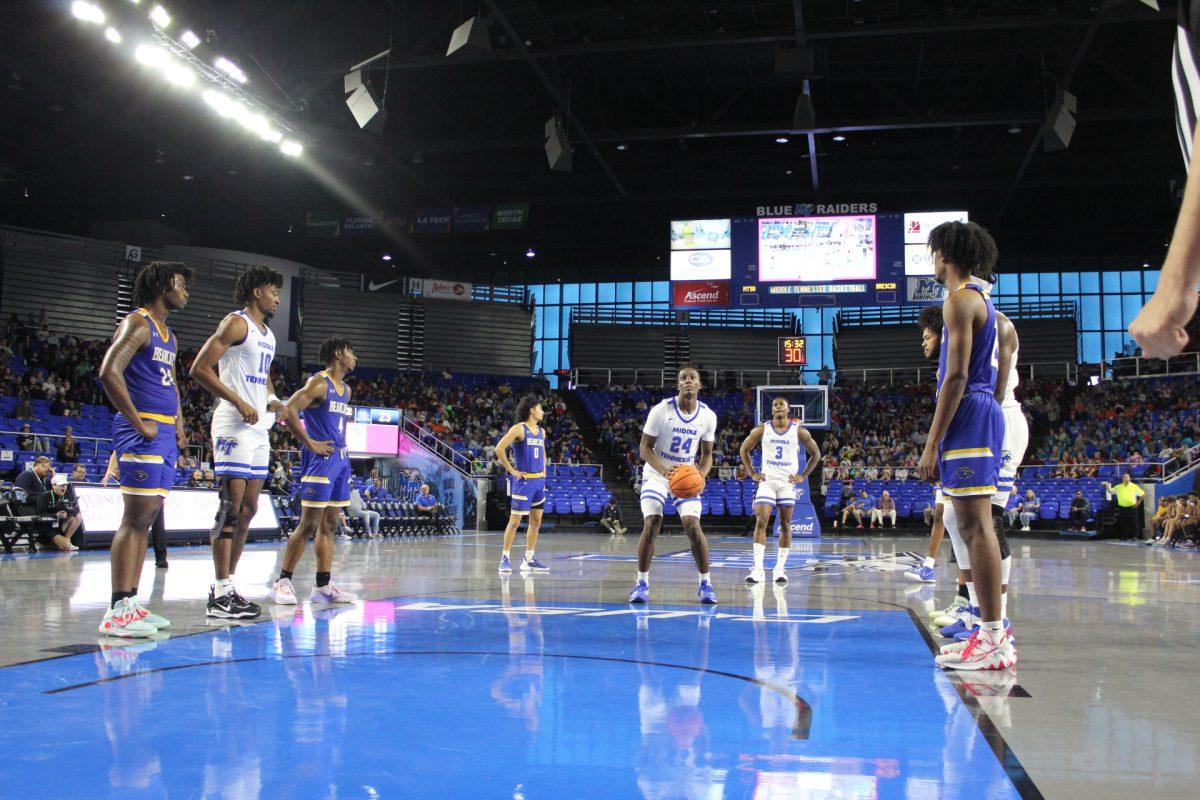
<box><xmin>1104</xmin><ymin>473</ymin><xmax>1146</xmax><ymax>539</ymax></box>
<box><xmin>1130</xmin><ymin>2</ymin><xmax>1200</xmax><ymax>355</ymax></box>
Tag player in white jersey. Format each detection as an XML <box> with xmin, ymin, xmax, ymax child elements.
<box><xmin>628</xmin><ymin>365</ymin><xmax>720</xmax><ymax>605</ymax></box>
<box><xmin>739</xmin><ymin>396</ymin><xmax>820</xmax><ymax>586</ymax></box>
<box><xmin>190</xmin><ymin>265</ymin><xmax>286</xmax><ymax>620</ymax></box>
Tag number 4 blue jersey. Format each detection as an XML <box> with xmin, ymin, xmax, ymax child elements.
<box><xmin>302</xmin><ymin>371</ymin><xmax>351</xmax><ymax>450</ymax></box>
<box><xmin>512</xmin><ymin>423</ymin><xmax>546</xmax><ymax>476</ymax></box>
<box><xmin>643</xmin><ymin>397</ymin><xmax>718</xmax><ymax>479</ymax></box>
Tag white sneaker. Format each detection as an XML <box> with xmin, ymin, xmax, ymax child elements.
<box><xmin>132</xmin><ymin>600</ymin><xmax>171</xmax><ymax>629</ymax></box>
<box><xmin>310</xmin><ymin>583</ymin><xmax>357</xmax><ymax>604</ymax></box>
<box><xmin>98</xmin><ymin>598</ymin><xmax>157</xmax><ymax>638</ymax></box>
<box><xmin>269</xmin><ymin>577</ymin><xmax>298</xmax><ymax>605</ymax></box>
<box><xmin>772</xmin><ymin>568</ymin><xmax>788</xmax><ymax>585</ymax></box>
<box><xmin>745</xmin><ymin>567</ymin><xmax>766</xmax><ymax>584</ymax></box>
<box><xmin>937</xmin><ymin>629</ymin><xmax>1017</xmax><ymax>671</ymax></box>
<box><xmin>931</xmin><ymin>600</ymin><xmax>969</xmax><ymax>628</ymax></box>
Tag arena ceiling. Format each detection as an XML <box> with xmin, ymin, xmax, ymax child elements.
<box><xmin>0</xmin><ymin>0</ymin><xmax>1181</xmax><ymax>282</ymax></box>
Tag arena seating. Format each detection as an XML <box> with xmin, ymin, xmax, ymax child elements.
<box><xmin>541</xmin><ymin>464</ymin><xmax>612</xmax><ymax>519</ymax></box>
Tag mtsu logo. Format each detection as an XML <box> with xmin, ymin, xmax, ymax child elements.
<box><xmin>908</xmin><ymin>277</ymin><xmax>946</xmax><ymax>303</ymax></box>
<box><xmin>216</xmin><ymin>437</ymin><xmax>239</xmax><ymax>456</ymax></box>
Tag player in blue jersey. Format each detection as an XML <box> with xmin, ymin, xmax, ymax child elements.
<box><xmin>916</xmin><ymin>221</ymin><xmax>1015</xmax><ymax>671</ymax></box>
<box><xmin>97</xmin><ymin>261</ymin><xmax>193</xmax><ymax>638</ymax></box>
<box><xmin>494</xmin><ymin>395</ymin><xmax>550</xmax><ymax>574</ymax></box>
<box><xmin>270</xmin><ymin>337</ymin><xmax>359</xmax><ymax>605</ymax></box>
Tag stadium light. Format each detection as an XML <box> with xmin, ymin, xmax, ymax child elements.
<box><xmin>180</xmin><ymin>29</ymin><xmax>201</xmax><ymax>49</ymax></box>
<box><xmin>149</xmin><ymin>5</ymin><xmax>171</xmax><ymax>29</ymax></box>
<box><xmin>260</xmin><ymin>128</ymin><xmax>283</xmax><ymax>143</ymax></box>
<box><xmin>279</xmin><ymin>140</ymin><xmax>303</xmax><ymax>157</ymax></box>
<box><xmin>832</xmin><ymin>134</ymin><xmax>846</xmax><ymax>142</ymax></box>
<box><xmin>135</xmin><ymin>44</ymin><xmax>168</xmax><ymax>67</ymax></box>
<box><xmin>164</xmin><ymin>61</ymin><xmax>195</xmax><ymax>88</ymax></box>
<box><xmin>104</xmin><ymin>27</ymin><xmax>122</xmax><ymax>44</ymax></box>
<box><xmin>525</xmin><ymin>248</ymin><xmax>536</xmax><ymax>259</ymax></box>
<box><xmin>775</xmin><ymin>136</ymin><xmax>789</xmax><ymax>144</ymax></box>
<box><xmin>381</xmin><ymin>254</ymin><xmax>392</xmax><ymax>261</ymax></box>
<box><xmin>214</xmin><ymin>57</ymin><xmax>247</xmax><ymax>84</ymax></box>
<box><xmin>71</xmin><ymin>2</ymin><xmax>105</xmax><ymax>24</ymax></box>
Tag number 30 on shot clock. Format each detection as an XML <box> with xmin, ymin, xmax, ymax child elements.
<box><xmin>777</xmin><ymin>336</ymin><xmax>807</xmax><ymax>366</ymax></box>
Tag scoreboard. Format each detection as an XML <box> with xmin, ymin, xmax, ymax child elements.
<box><xmin>670</xmin><ymin>208</ymin><xmax>966</xmax><ymax>309</ymax></box>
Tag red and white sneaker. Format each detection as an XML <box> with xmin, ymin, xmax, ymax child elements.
<box><xmin>310</xmin><ymin>583</ymin><xmax>357</xmax><ymax>604</ymax></box>
<box><xmin>98</xmin><ymin>597</ymin><xmax>157</xmax><ymax>638</ymax></box>
<box><xmin>937</xmin><ymin>628</ymin><xmax>1017</xmax><ymax>671</ymax></box>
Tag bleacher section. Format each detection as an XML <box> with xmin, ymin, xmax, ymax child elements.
<box><xmin>302</xmin><ymin>283</ymin><xmax>402</xmax><ymax>369</ymax></box>
<box><xmin>421</xmin><ymin>299</ymin><xmax>532</xmax><ymax>375</ymax></box>
<box><xmin>0</xmin><ymin>396</ymin><xmax>114</xmax><ymax>482</ymax></box>
<box><xmin>571</xmin><ymin>324</ymin><xmax>671</xmax><ymax>371</ymax></box>
<box><xmin>686</xmin><ymin>327</ymin><xmax>784</xmax><ymax>371</ymax></box>
<box><xmin>540</xmin><ymin>464</ymin><xmax>612</xmax><ymax>519</ymax></box>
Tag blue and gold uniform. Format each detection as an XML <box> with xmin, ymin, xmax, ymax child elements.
<box><xmin>508</xmin><ymin>423</ymin><xmax>547</xmax><ymax>515</ymax></box>
<box><xmin>937</xmin><ymin>282</ymin><xmax>1005</xmax><ymax>498</ymax></box>
<box><xmin>299</xmin><ymin>372</ymin><xmax>353</xmax><ymax>509</ymax></box>
<box><xmin>112</xmin><ymin>308</ymin><xmax>179</xmax><ymax>497</ymax></box>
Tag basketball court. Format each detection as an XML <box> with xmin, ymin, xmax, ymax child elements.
<box><xmin>2</xmin><ymin>532</ymin><xmax>1194</xmax><ymax>799</ymax></box>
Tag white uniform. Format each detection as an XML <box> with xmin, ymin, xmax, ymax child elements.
<box><xmin>640</xmin><ymin>397</ymin><xmax>717</xmax><ymax>518</ymax></box>
<box><xmin>210</xmin><ymin>310</ymin><xmax>276</xmax><ymax>481</ymax></box>
<box><xmin>754</xmin><ymin>421</ymin><xmax>802</xmax><ymax>508</ymax></box>
<box><xmin>996</xmin><ymin>340</ymin><xmax>1028</xmax><ymax>507</ymax></box>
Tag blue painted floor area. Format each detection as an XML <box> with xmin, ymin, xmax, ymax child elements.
<box><xmin>0</xmin><ymin>595</ymin><xmax>1020</xmax><ymax>799</ymax></box>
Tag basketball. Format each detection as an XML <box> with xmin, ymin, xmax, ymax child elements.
<box><xmin>669</xmin><ymin>465</ymin><xmax>705</xmax><ymax>499</ymax></box>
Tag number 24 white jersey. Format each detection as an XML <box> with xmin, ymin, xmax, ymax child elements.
<box><xmin>642</xmin><ymin>397</ymin><xmax>717</xmax><ymax>480</ymax></box>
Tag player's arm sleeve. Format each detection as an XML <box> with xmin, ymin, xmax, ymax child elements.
<box><xmin>701</xmin><ymin>410</ymin><xmax>717</xmax><ymax>442</ymax></box>
<box><xmin>642</xmin><ymin>402</ymin><xmax>663</xmax><ymax>436</ymax></box>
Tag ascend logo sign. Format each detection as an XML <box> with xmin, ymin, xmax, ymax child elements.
<box><xmin>673</xmin><ymin>280</ymin><xmax>729</xmax><ymax>307</ymax></box>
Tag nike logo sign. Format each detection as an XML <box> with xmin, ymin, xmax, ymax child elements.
<box><xmin>368</xmin><ymin>279</ymin><xmax>400</xmax><ymax>291</ymax></box>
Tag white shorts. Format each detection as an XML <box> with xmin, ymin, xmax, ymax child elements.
<box><xmin>211</xmin><ymin>413</ymin><xmax>272</xmax><ymax>481</ymax></box>
<box><xmin>640</xmin><ymin>468</ymin><xmax>701</xmax><ymax>519</ymax></box>
<box><xmin>753</xmin><ymin>476</ymin><xmax>796</xmax><ymax>508</ymax></box>
<box><xmin>996</xmin><ymin>405</ymin><xmax>1029</xmax><ymax>505</ymax></box>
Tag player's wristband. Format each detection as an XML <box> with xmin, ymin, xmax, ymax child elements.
<box><xmin>267</xmin><ymin>394</ymin><xmax>280</xmax><ymax>406</ymax></box>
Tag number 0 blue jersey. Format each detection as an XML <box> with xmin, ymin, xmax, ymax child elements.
<box><xmin>512</xmin><ymin>423</ymin><xmax>546</xmax><ymax>476</ymax></box>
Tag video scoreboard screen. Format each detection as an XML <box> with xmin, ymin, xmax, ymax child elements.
<box><xmin>670</xmin><ymin>208</ymin><xmax>966</xmax><ymax>309</ymax></box>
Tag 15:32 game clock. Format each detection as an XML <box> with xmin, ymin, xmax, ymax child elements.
<box><xmin>778</xmin><ymin>337</ymin><xmax>808</xmax><ymax>366</ymax></box>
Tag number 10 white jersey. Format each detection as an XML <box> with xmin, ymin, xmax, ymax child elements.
<box><xmin>213</xmin><ymin>310</ymin><xmax>277</xmax><ymax>431</ymax></box>
<box><xmin>642</xmin><ymin>397</ymin><xmax>718</xmax><ymax>480</ymax></box>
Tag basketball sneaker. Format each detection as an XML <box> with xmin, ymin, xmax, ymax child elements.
<box><xmin>745</xmin><ymin>567</ymin><xmax>766</xmax><ymax>584</ymax></box>
<box><xmin>520</xmin><ymin>556</ymin><xmax>550</xmax><ymax>573</ymax></box>
<box><xmin>498</xmin><ymin>554</ymin><xmax>513</xmax><ymax>574</ymax></box>
<box><xmin>98</xmin><ymin>598</ymin><xmax>156</xmax><ymax>638</ymax></box>
<box><xmin>311</xmin><ymin>583</ymin><xmax>357</xmax><ymax>604</ymax></box>
<box><xmin>772</xmin><ymin>567</ymin><xmax>788</xmax><ymax>585</ymax></box>
<box><xmin>936</xmin><ymin>629</ymin><xmax>1017</xmax><ymax>671</ymax></box>
<box><xmin>132</xmin><ymin>600</ymin><xmax>170</xmax><ymax>630</ymax></box>
<box><xmin>904</xmin><ymin>565</ymin><xmax>937</xmax><ymax>583</ymax></box>
<box><xmin>269</xmin><ymin>577</ymin><xmax>298</xmax><ymax>605</ymax></box>
<box><xmin>697</xmin><ymin>580</ymin><xmax>718</xmax><ymax>605</ymax></box>
<box><xmin>931</xmin><ymin>599</ymin><xmax>969</xmax><ymax>628</ymax></box>
<box><xmin>206</xmin><ymin>584</ymin><xmax>260</xmax><ymax>619</ymax></box>
<box><xmin>939</xmin><ymin>605</ymin><xmax>978</xmax><ymax>639</ymax></box>
<box><xmin>628</xmin><ymin>580</ymin><xmax>650</xmax><ymax>604</ymax></box>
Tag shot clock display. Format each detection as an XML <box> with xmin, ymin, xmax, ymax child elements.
<box><xmin>777</xmin><ymin>337</ymin><xmax>808</xmax><ymax>366</ymax></box>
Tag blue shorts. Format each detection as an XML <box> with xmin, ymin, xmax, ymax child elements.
<box><xmin>299</xmin><ymin>448</ymin><xmax>352</xmax><ymax>509</ymax></box>
<box><xmin>509</xmin><ymin>476</ymin><xmax>546</xmax><ymax>515</ymax></box>
<box><xmin>113</xmin><ymin>414</ymin><xmax>177</xmax><ymax>498</ymax></box>
<box><xmin>939</xmin><ymin>392</ymin><xmax>1004</xmax><ymax>499</ymax></box>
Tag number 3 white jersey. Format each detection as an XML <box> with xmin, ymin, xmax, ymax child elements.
<box><xmin>642</xmin><ymin>397</ymin><xmax>717</xmax><ymax>480</ymax></box>
<box><xmin>761</xmin><ymin>421</ymin><xmax>803</xmax><ymax>480</ymax></box>
<box><xmin>213</xmin><ymin>310</ymin><xmax>276</xmax><ymax>431</ymax></box>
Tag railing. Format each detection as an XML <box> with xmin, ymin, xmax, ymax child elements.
<box><xmin>833</xmin><ymin>361</ymin><xmax>1078</xmax><ymax>386</ymax></box>
<box><xmin>1104</xmin><ymin>353</ymin><xmax>1200</xmax><ymax>380</ymax></box>
<box><xmin>398</xmin><ymin>413</ymin><xmax>473</xmax><ymax>477</ymax></box>
<box><xmin>820</xmin><ymin>458</ymin><xmax>1178</xmax><ymax>485</ymax></box>
<box><xmin>837</xmin><ymin>300</ymin><xmax>1077</xmax><ymax>329</ymax></box>
<box><xmin>570</xmin><ymin>306</ymin><xmax>796</xmax><ymax>331</ymax></box>
<box><xmin>1</xmin><ymin>429</ymin><xmax>110</xmax><ymax>459</ymax></box>
<box><xmin>1162</xmin><ymin>443</ymin><xmax>1200</xmax><ymax>483</ymax></box>
<box><xmin>569</xmin><ymin>367</ymin><xmax>808</xmax><ymax>389</ymax></box>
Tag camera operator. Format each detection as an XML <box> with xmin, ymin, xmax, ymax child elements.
<box><xmin>36</xmin><ymin>473</ymin><xmax>83</xmax><ymax>551</ymax></box>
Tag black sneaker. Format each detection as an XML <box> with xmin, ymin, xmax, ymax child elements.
<box><xmin>206</xmin><ymin>586</ymin><xmax>261</xmax><ymax>619</ymax></box>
